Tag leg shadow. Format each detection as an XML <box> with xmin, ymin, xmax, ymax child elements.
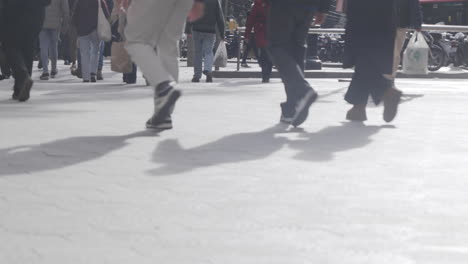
<box><xmin>289</xmin><ymin>122</ymin><xmax>393</xmax><ymax>162</ymax></box>
<box><xmin>149</xmin><ymin>124</ymin><xmax>289</xmax><ymax>176</ymax></box>
<box><xmin>0</xmin><ymin>130</ymin><xmax>158</xmax><ymax>176</ymax></box>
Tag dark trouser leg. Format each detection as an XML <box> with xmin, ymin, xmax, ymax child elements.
<box><xmin>241</xmin><ymin>42</ymin><xmax>250</xmax><ymax>64</ymax></box>
<box><xmin>267</xmin><ymin>2</ymin><xmax>315</xmax><ymax>109</ymax></box>
<box><xmin>0</xmin><ymin>45</ymin><xmax>11</xmax><ymax>77</ymax></box>
<box><xmin>123</xmin><ymin>64</ymin><xmax>137</xmax><ymax>84</ymax></box>
<box><xmin>69</xmin><ymin>27</ymin><xmax>78</xmax><ymax>64</ymax></box>
<box><xmin>5</xmin><ymin>40</ymin><xmax>28</xmax><ymax>84</ymax></box>
<box><xmin>345</xmin><ymin>59</ymin><xmax>392</xmax><ymax>105</ymax></box>
<box><xmin>259</xmin><ymin>47</ymin><xmax>273</xmax><ymax>81</ymax></box>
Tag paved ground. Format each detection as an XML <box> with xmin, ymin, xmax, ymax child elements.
<box><xmin>1</xmin><ymin>62</ymin><xmax>467</xmax><ymax>264</ymax></box>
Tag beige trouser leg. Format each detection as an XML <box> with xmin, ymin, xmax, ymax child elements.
<box><xmin>384</xmin><ymin>28</ymin><xmax>408</xmax><ymax>81</ymax></box>
<box><xmin>125</xmin><ymin>0</ymin><xmax>193</xmax><ymax>86</ymax></box>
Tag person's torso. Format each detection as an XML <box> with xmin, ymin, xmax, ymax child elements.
<box><xmin>192</xmin><ymin>0</ymin><xmax>220</xmax><ymax>33</ymax></box>
<box><xmin>75</xmin><ymin>0</ymin><xmax>98</xmax><ymax>36</ymax></box>
<box><xmin>43</xmin><ymin>0</ymin><xmax>64</xmax><ymax>29</ymax></box>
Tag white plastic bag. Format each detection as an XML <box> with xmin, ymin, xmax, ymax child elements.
<box><xmin>402</xmin><ymin>32</ymin><xmax>429</xmax><ymax>75</ymax></box>
<box><xmin>97</xmin><ymin>0</ymin><xmax>112</xmax><ymax>42</ymax></box>
<box><xmin>213</xmin><ymin>41</ymin><xmax>228</xmax><ymax>68</ymax></box>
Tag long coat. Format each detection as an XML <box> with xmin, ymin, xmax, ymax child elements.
<box><xmin>3</xmin><ymin>0</ymin><xmax>50</xmax><ymax>42</ymax></box>
<box><xmin>343</xmin><ymin>0</ymin><xmax>397</xmax><ymax>76</ymax></box>
<box><xmin>245</xmin><ymin>0</ymin><xmax>269</xmax><ymax>48</ymax></box>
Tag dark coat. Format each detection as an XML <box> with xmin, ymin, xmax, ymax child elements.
<box><xmin>245</xmin><ymin>0</ymin><xmax>269</xmax><ymax>48</ymax></box>
<box><xmin>73</xmin><ymin>0</ymin><xmax>98</xmax><ymax>36</ymax></box>
<box><xmin>3</xmin><ymin>0</ymin><xmax>50</xmax><ymax>42</ymax></box>
<box><xmin>73</xmin><ymin>0</ymin><xmax>111</xmax><ymax>37</ymax></box>
<box><xmin>396</xmin><ymin>0</ymin><xmax>423</xmax><ymax>30</ymax></box>
<box><xmin>343</xmin><ymin>0</ymin><xmax>397</xmax><ymax>75</ymax></box>
<box><xmin>190</xmin><ymin>0</ymin><xmax>225</xmax><ymax>38</ymax></box>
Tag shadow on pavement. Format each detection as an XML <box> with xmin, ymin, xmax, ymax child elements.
<box><xmin>149</xmin><ymin>124</ymin><xmax>289</xmax><ymax>176</ymax></box>
<box><xmin>150</xmin><ymin>122</ymin><xmax>393</xmax><ymax>176</ymax></box>
<box><xmin>0</xmin><ymin>131</ymin><xmax>157</xmax><ymax>176</ymax></box>
<box><xmin>289</xmin><ymin>122</ymin><xmax>392</xmax><ymax>162</ymax></box>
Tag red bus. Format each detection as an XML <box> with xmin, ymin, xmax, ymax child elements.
<box><xmin>420</xmin><ymin>0</ymin><xmax>468</xmax><ymax>25</ymax></box>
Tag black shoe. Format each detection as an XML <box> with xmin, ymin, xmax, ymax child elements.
<box><xmin>90</xmin><ymin>74</ymin><xmax>97</xmax><ymax>83</ymax></box>
<box><xmin>37</xmin><ymin>61</ymin><xmax>42</xmax><ymax>69</ymax></box>
<box><xmin>146</xmin><ymin>115</ymin><xmax>173</xmax><ymax>130</ymax></box>
<box><xmin>97</xmin><ymin>70</ymin><xmax>103</xmax><ymax>80</ymax></box>
<box><xmin>51</xmin><ymin>70</ymin><xmax>58</xmax><ymax>79</ymax></box>
<box><xmin>12</xmin><ymin>90</ymin><xmax>19</xmax><ymax>100</ymax></box>
<box><xmin>40</xmin><ymin>73</ymin><xmax>50</xmax><ymax>80</ymax></box>
<box><xmin>191</xmin><ymin>77</ymin><xmax>200</xmax><ymax>83</ymax></box>
<box><xmin>76</xmin><ymin>68</ymin><xmax>82</xmax><ymax>79</ymax></box>
<box><xmin>291</xmin><ymin>89</ymin><xmax>318</xmax><ymax>127</ymax></box>
<box><xmin>241</xmin><ymin>63</ymin><xmax>250</xmax><ymax>68</ymax></box>
<box><xmin>206</xmin><ymin>72</ymin><xmax>213</xmax><ymax>83</ymax></box>
<box><xmin>151</xmin><ymin>85</ymin><xmax>181</xmax><ymax>127</ymax></box>
<box><xmin>83</xmin><ymin>79</ymin><xmax>90</xmax><ymax>83</ymax></box>
<box><xmin>18</xmin><ymin>77</ymin><xmax>33</xmax><ymax>102</ymax></box>
<box><xmin>262</xmin><ymin>78</ymin><xmax>270</xmax><ymax>83</ymax></box>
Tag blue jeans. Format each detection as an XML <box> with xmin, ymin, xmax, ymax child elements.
<box><xmin>39</xmin><ymin>28</ymin><xmax>60</xmax><ymax>74</ymax></box>
<box><xmin>192</xmin><ymin>31</ymin><xmax>216</xmax><ymax>78</ymax></box>
<box><xmin>98</xmin><ymin>41</ymin><xmax>104</xmax><ymax>71</ymax></box>
<box><xmin>78</xmin><ymin>30</ymin><xmax>100</xmax><ymax>81</ymax></box>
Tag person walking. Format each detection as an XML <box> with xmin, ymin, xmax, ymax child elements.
<box><xmin>39</xmin><ymin>0</ymin><xmax>70</xmax><ymax>80</ymax></box>
<box><xmin>343</xmin><ymin>0</ymin><xmax>402</xmax><ymax>123</ymax></box>
<box><xmin>73</xmin><ymin>0</ymin><xmax>105</xmax><ymax>83</ymax></box>
<box><xmin>267</xmin><ymin>0</ymin><xmax>330</xmax><ymax>127</ymax></box>
<box><xmin>190</xmin><ymin>0</ymin><xmax>224</xmax><ymax>83</ymax></box>
<box><xmin>3</xmin><ymin>0</ymin><xmax>51</xmax><ymax>101</ymax></box>
<box><xmin>124</xmin><ymin>0</ymin><xmax>205</xmax><ymax>130</ymax></box>
<box><xmin>245</xmin><ymin>0</ymin><xmax>272</xmax><ymax>83</ymax></box>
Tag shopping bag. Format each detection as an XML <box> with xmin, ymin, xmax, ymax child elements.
<box><xmin>97</xmin><ymin>0</ymin><xmax>112</xmax><ymax>42</ymax></box>
<box><xmin>213</xmin><ymin>40</ymin><xmax>228</xmax><ymax>68</ymax></box>
<box><xmin>111</xmin><ymin>42</ymin><xmax>133</xmax><ymax>73</ymax></box>
<box><xmin>402</xmin><ymin>32</ymin><xmax>429</xmax><ymax>75</ymax></box>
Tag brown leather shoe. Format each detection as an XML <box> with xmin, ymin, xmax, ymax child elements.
<box><xmin>346</xmin><ymin>104</ymin><xmax>367</xmax><ymax>121</ymax></box>
<box><xmin>383</xmin><ymin>87</ymin><xmax>403</xmax><ymax>123</ymax></box>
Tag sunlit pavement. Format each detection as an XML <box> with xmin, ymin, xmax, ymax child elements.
<box><xmin>1</xmin><ymin>62</ymin><xmax>467</xmax><ymax>263</ymax></box>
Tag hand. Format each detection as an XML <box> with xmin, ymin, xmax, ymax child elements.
<box><xmin>188</xmin><ymin>2</ymin><xmax>204</xmax><ymax>22</ymax></box>
<box><xmin>244</xmin><ymin>38</ymin><xmax>249</xmax><ymax>44</ymax></box>
<box><xmin>312</xmin><ymin>12</ymin><xmax>327</xmax><ymax>26</ymax></box>
<box><xmin>416</xmin><ymin>27</ymin><xmax>422</xmax><ymax>32</ymax></box>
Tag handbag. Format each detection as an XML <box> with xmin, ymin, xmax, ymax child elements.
<box><xmin>111</xmin><ymin>42</ymin><xmax>133</xmax><ymax>73</ymax></box>
<box><xmin>402</xmin><ymin>32</ymin><xmax>429</xmax><ymax>75</ymax></box>
<box><xmin>213</xmin><ymin>41</ymin><xmax>228</xmax><ymax>68</ymax></box>
<box><xmin>97</xmin><ymin>0</ymin><xmax>112</xmax><ymax>42</ymax></box>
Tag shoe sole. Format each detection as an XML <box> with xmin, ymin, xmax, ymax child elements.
<box><xmin>152</xmin><ymin>90</ymin><xmax>181</xmax><ymax>125</ymax></box>
<box><xmin>383</xmin><ymin>90</ymin><xmax>403</xmax><ymax>123</ymax></box>
<box><xmin>18</xmin><ymin>78</ymin><xmax>33</xmax><ymax>102</ymax></box>
<box><xmin>146</xmin><ymin>123</ymin><xmax>173</xmax><ymax>130</ymax></box>
<box><xmin>292</xmin><ymin>90</ymin><xmax>318</xmax><ymax>127</ymax></box>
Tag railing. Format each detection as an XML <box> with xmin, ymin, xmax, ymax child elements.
<box><xmin>234</xmin><ymin>24</ymin><xmax>468</xmax><ymax>70</ymax></box>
